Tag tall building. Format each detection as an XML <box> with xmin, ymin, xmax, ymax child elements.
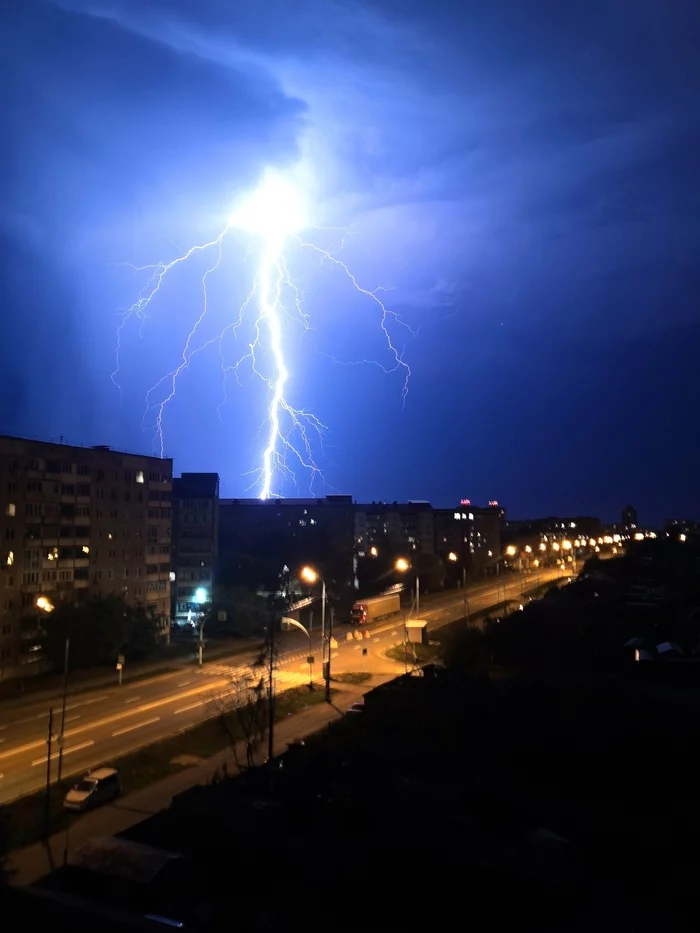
<box><xmin>218</xmin><ymin>495</ymin><xmax>355</xmax><ymax>595</ymax></box>
<box><xmin>172</xmin><ymin>473</ymin><xmax>220</xmax><ymax>624</ymax></box>
<box><xmin>354</xmin><ymin>501</ymin><xmax>435</xmax><ymax>558</ymax></box>
<box><xmin>0</xmin><ymin>434</ymin><xmax>172</xmax><ymax>680</ymax></box>
<box><xmin>433</xmin><ymin>504</ymin><xmax>502</xmax><ymax>576</ymax></box>
<box><xmin>621</xmin><ymin>505</ymin><xmax>638</xmax><ymax>529</ymax></box>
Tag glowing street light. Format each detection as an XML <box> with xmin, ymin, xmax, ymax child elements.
<box><xmin>300</xmin><ymin>566</ymin><xmax>330</xmax><ymax>700</ymax></box>
<box><xmin>539</xmin><ymin>543</ymin><xmax>547</xmax><ymax>552</ymax></box>
<box><xmin>369</xmin><ymin>546</ymin><xmax>379</xmax><ymax>558</ymax></box>
<box><xmin>551</xmin><ymin>542</ymin><xmax>560</xmax><ymax>551</ymax></box>
<box><xmin>193</xmin><ymin>587</ymin><xmax>209</xmax><ymax>667</ymax></box>
<box><xmin>395</xmin><ymin>558</ymin><xmax>420</xmax><ymax>613</ymax></box>
<box><xmin>505</xmin><ymin>545</ymin><xmax>517</xmax><ymax>557</ymax></box>
<box><xmin>447</xmin><ymin>552</ymin><xmax>458</xmax><ymax>562</ymax></box>
<box><xmin>36</xmin><ymin>596</ymin><xmax>54</xmax><ymax>613</ymax></box>
<box><xmin>524</xmin><ymin>545</ymin><xmax>532</xmax><ymax>554</ymax></box>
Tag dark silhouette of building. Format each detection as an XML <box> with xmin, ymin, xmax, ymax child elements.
<box><xmin>218</xmin><ymin>495</ymin><xmax>355</xmax><ymax>596</ymax></box>
<box><xmin>172</xmin><ymin>473</ymin><xmax>219</xmax><ymax>624</ymax></box>
<box><xmin>0</xmin><ymin>434</ymin><xmax>172</xmax><ymax>681</ymax></box>
<box><xmin>354</xmin><ymin>500</ymin><xmax>435</xmax><ymax>558</ymax></box>
<box><xmin>622</xmin><ymin>504</ymin><xmax>638</xmax><ymax>529</ymax></box>
<box><xmin>433</xmin><ymin>504</ymin><xmax>502</xmax><ymax>576</ymax></box>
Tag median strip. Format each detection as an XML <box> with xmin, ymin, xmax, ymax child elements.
<box><xmin>112</xmin><ymin>717</ymin><xmax>160</xmax><ymax>738</ymax></box>
<box><xmin>30</xmin><ymin>740</ymin><xmax>94</xmax><ymax>767</ymax></box>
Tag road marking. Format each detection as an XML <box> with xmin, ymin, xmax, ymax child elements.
<box><xmin>125</xmin><ymin>696</ymin><xmax>141</xmax><ymax>703</ymax></box>
<box><xmin>64</xmin><ymin>715</ymin><xmax>81</xmax><ymax>724</ymax></box>
<box><xmin>31</xmin><ymin>740</ymin><xmax>94</xmax><ymax>767</ymax></box>
<box><xmin>372</xmin><ymin>638</ymin><xmax>379</xmax><ymax>643</ymax></box>
<box><xmin>174</xmin><ymin>700</ymin><xmax>206</xmax><ymax>714</ymax></box>
<box><xmin>112</xmin><ymin>717</ymin><xmax>160</xmax><ymax>737</ymax></box>
<box><xmin>178</xmin><ymin>681</ymin><xmax>192</xmax><ymax>687</ymax></box>
<box><xmin>391</xmin><ymin>631</ymin><xmax>398</xmax><ymax>635</ymax></box>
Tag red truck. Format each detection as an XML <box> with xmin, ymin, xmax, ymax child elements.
<box><xmin>350</xmin><ymin>593</ymin><xmax>401</xmax><ymax>625</ymax></box>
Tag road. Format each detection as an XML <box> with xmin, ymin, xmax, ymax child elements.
<box><xmin>0</xmin><ymin>568</ymin><xmax>564</xmax><ymax>803</ymax></box>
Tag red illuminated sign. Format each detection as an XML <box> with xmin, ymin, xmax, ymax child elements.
<box><xmin>488</xmin><ymin>500</ymin><xmax>499</xmax><ymax>507</ymax></box>
<box><xmin>460</xmin><ymin>499</ymin><xmax>471</xmax><ymax>506</ymax></box>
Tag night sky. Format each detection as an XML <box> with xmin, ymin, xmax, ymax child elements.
<box><xmin>2</xmin><ymin>1</ymin><xmax>699</xmax><ymax>523</ymax></box>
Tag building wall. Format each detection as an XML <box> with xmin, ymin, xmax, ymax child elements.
<box><xmin>0</xmin><ymin>435</ymin><xmax>172</xmax><ymax>680</ymax></box>
<box><xmin>172</xmin><ymin>473</ymin><xmax>219</xmax><ymax>623</ymax></box>
<box><xmin>219</xmin><ymin>495</ymin><xmax>355</xmax><ymax>594</ymax></box>
<box><xmin>354</xmin><ymin>502</ymin><xmax>435</xmax><ymax>558</ymax></box>
<box><xmin>433</xmin><ymin>506</ymin><xmax>502</xmax><ymax>575</ymax></box>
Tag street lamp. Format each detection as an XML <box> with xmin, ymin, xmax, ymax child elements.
<box><xmin>369</xmin><ymin>546</ymin><xmax>378</xmax><ymax>558</ymax></box>
<box><xmin>194</xmin><ymin>586</ymin><xmax>208</xmax><ymax>667</ymax></box>
<box><xmin>395</xmin><ymin>558</ymin><xmax>420</xmax><ymax>614</ymax></box>
<box><xmin>300</xmin><ymin>566</ymin><xmax>330</xmax><ymax>701</ymax></box>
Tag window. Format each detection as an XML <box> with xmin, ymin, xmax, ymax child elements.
<box><xmin>25</xmin><ymin>503</ymin><xmax>41</xmax><ymax>517</ymax></box>
<box><xmin>28</xmin><ymin>458</ymin><xmax>41</xmax><ymax>470</ymax></box>
<box><xmin>22</xmin><ymin>571</ymin><xmax>39</xmax><ymax>585</ymax></box>
<box><xmin>26</xmin><ymin>481</ymin><xmax>41</xmax><ymax>493</ymax></box>
<box><xmin>77</xmin><ymin>484</ymin><xmax>90</xmax><ymax>496</ymax></box>
<box><xmin>61</xmin><ymin>484</ymin><xmax>75</xmax><ymax>496</ymax></box>
<box><xmin>58</xmin><ymin>570</ymin><xmax>73</xmax><ymax>582</ymax></box>
<box><xmin>4</xmin><ymin>529</ymin><xmax>14</xmax><ymax>540</ymax></box>
<box><xmin>124</xmin><ymin>471</ymin><xmax>132</xmax><ymax>484</ymax></box>
<box><xmin>5</xmin><ymin>503</ymin><xmax>15</xmax><ymax>517</ymax></box>
<box><xmin>77</xmin><ymin>464</ymin><xmax>91</xmax><ymax>476</ymax></box>
<box><xmin>5</xmin><ymin>576</ymin><xmax>14</xmax><ymax>588</ymax></box>
<box><xmin>61</xmin><ymin>461</ymin><xmax>73</xmax><ymax>474</ymax></box>
<box><xmin>136</xmin><ymin>471</ymin><xmax>144</xmax><ymax>484</ymax></box>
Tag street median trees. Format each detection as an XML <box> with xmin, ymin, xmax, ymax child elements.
<box><xmin>43</xmin><ymin>594</ymin><xmax>161</xmax><ymax>671</ymax></box>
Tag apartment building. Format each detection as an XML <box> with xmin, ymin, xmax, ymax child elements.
<box><xmin>0</xmin><ymin>434</ymin><xmax>172</xmax><ymax>680</ymax></box>
<box><xmin>433</xmin><ymin>504</ymin><xmax>502</xmax><ymax>576</ymax></box>
<box><xmin>354</xmin><ymin>501</ymin><xmax>435</xmax><ymax>558</ymax></box>
<box><xmin>172</xmin><ymin>473</ymin><xmax>220</xmax><ymax>624</ymax></box>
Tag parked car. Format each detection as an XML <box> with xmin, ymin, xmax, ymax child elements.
<box><xmin>63</xmin><ymin>767</ymin><xmax>122</xmax><ymax>812</ymax></box>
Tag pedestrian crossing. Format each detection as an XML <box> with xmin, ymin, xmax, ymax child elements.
<box><xmin>195</xmin><ymin>662</ymin><xmax>310</xmax><ymax>690</ymax></box>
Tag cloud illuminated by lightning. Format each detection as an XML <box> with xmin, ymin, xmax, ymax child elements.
<box><xmin>113</xmin><ymin>167</ymin><xmax>412</xmax><ymax>499</ymax></box>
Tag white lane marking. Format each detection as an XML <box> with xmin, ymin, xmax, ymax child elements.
<box><xmin>391</xmin><ymin>631</ymin><xmax>398</xmax><ymax>635</ymax></box>
<box><xmin>64</xmin><ymin>715</ymin><xmax>81</xmax><ymax>724</ymax></box>
<box><xmin>373</xmin><ymin>638</ymin><xmax>379</xmax><ymax>643</ymax></box>
<box><xmin>178</xmin><ymin>681</ymin><xmax>192</xmax><ymax>687</ymax></box>
<box><xmin>174</xmin><ymin>700</ymin><xmax>206</xmax><ymax>714</ymax></box>
<box><xmin>125</xmin><ymin>696</ymin><xmax>141</xmax><ymax>703</ymax></box>
<box><xmin>31</xmin><ymin>740</ymin><xmax>94</xmax><ymax>767</ymax></box>
<box><xmin>112</xmin><ymin>716</ymin><xmax>160</xmax><ymax>738</ymax></box>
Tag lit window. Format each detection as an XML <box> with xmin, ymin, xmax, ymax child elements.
<box><xmin>468</xmin><ymin>512</ymin><xmax>474</xmax><ymax>521</ymax></box>
<box><xmin>135</xmin><ymin>471</ymin><xmax>144</xmax><ymax>484</ymax></box>
<box><xmin>5</xmin><ymin>503</ymin><xmax>15</xmax><ymax>517</ymax></box>
<box><xmin>82</xmin><ymin>545</ymin><xmax>90</xmax><ymax>554</ymax></box>
<box><xmin>5</xmin><ymin>551</ymin><xmax>13</xmax><ymax>566</ymax></box>
<box><xmin>453</xmin><ymin>512</ymin><xmax>461</xmax><ymax>520</ymax></box>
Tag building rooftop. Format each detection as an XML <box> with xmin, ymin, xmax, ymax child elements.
<box><xmin>0</xmin><ymin>433</ymin><xmax>171</xmax><ymax>462</ymax></box>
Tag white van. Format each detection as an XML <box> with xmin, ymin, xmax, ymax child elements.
<box><xmin>63</xmin><ymin>767</ymin><xmax>122</xmax><ymax>812</ymax></box>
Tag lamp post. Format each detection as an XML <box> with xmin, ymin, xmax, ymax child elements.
<box><xmin>193</xmin><ymin>587</ymin><xmax>209</xmax><ymax>666</ymax></box>
<box><xmin>395</xmin><ymin>558</ymin><xmax>420</xmax><ymax>614</ymax></box>
<box><xmin>300</xmin><ymin>567</ymin><xmax>330</xmax><ymax>701</ymax></box>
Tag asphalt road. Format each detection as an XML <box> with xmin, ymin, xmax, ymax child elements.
<box><xmin>0</xmin><ymin>568</ymin><xmax>564</xmax><ymax>803</ymax></box>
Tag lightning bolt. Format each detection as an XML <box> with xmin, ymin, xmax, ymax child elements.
<box><xmin>116</xmin><ymin>168</ymin><xmax>412</xmax><ymax>499</ymax></box>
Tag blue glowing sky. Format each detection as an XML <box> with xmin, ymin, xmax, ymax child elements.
<box><xmin>1</xmin><ymin>0</ymin><xmax>699</xmax><ymax>522</ymax></box>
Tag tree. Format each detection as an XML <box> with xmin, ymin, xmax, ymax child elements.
<box><xmin>415</xmin><ymin>553</ymin><xmax>447</xmax><ymax>593</ymax></box>
<box><xmin>43</xmin><ymin>594</ymin><xmax>162</xmax><ymax>670</ymax></box>
<box><xmin>212</xmin><ymin>621</ymin><xmax>280</xmax><ymax>770</ymax></box>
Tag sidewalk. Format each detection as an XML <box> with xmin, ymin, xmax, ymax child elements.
<box><xmin>8</xmin><ymin>678</ymin><xmax>385</xmax><ymax>887</ymax></box>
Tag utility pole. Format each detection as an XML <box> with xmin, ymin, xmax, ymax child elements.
<box><xmin>43</xmin><ymin>707</ymin><xmax>53</xmax><ymax>841</ymax></box>
<box><xmin>57</xmin><ymin>637</ymin><xmax>70</xmax><ymax>782</ymax></box>
<box><xmin>267</xmin><ymin>611</ymin><xmax>275</xmax><ymax>761</ymax></box>
<box><xmin>324</xmin><ymin>597</ymin><xmax>334</xmax><ymax>703</ymax></box>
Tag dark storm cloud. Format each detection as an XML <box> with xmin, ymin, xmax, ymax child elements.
<box><xmin>3</xmin><ymin>0</ymin><xmax>699</xmax><ymax>516</ymax></box>
<box><xmin>0</xmin><ymin>0</ymin><xmax>305</xmax><ymax>437</ymax></box>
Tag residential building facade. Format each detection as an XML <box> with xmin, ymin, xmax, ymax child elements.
<box><xmin>0</xmin><ymin>435</ymin><xmax>172</xmax><ymax>680</ymax></box>
<box><xmin>433</xmin><ymin>504</ymin><xmax>502</xmax><ymax>576</ymax></box>
<box><xmin>172</xmin><ymin>473</ymin><xmax>220</xmax><ymax>624</ymax></box>
<box><xmin>219</xmin><ymin>495</ymin><xmax>355</xmax><ymax>595</ymax></box>
<box><xmin>354</xmin><ymin>501</ymin><xmax>435</xmax><ymax>558</ymax></box>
